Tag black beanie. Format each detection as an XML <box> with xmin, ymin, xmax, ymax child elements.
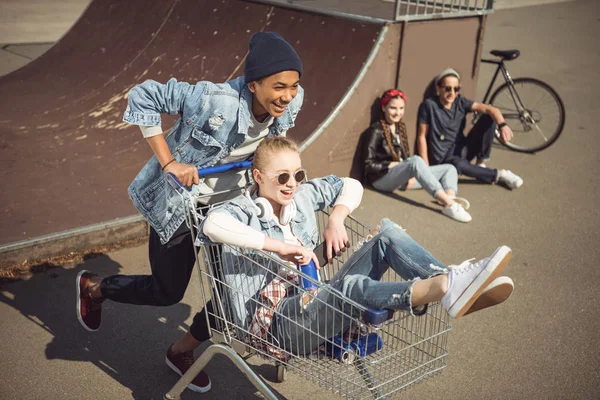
<box><xmin>244</xmin><ymin>32</ymin><xmax>302</xmax><ymax>83</ymax></box>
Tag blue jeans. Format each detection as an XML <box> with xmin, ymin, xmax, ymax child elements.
<box><xmin>274</xmin><ymin>218</ymin><xmax>448</xmax><ymax>355</ymax></box>
<box><xmin>372</xmin><ymin>156</ymin><xmax>458</xmax><ymax>196</ymax></box>
<box><xmin>437</xmin><ymin>115</ymin><xmax>498</xmax><ymax>184</ymax></box>
<box><xmin>456</xmin><ymin>114</ymin><xmax>496</xmax><ymax>163</ymax></box>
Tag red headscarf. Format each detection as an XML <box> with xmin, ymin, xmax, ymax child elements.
<box><xmin>380</xmin><ymin>89</ymin><xmax>407</xmax><ymax>108</ymax></box>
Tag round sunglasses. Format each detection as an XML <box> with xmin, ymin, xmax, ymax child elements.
<box><xmin>443</xmin><ymin>85</ymin><xmax>461</xmax><ymax>93</ymax></box>
<box><xmin>261</xmin><ymin>169</ymin><xmax>306</xmax><ymax>185</ymax></box>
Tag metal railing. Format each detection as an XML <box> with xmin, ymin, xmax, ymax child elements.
<box><xmin>248</xmin><ymin>1</ymin><xmax>494</xmax><ymax>24</ymax></box>
<box><xmin>393</xmin><ymin>0</ymin><xmax>494</xmax><ymax>21</ymax></box>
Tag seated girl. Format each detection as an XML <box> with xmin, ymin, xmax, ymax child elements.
<box><xmin>364</xmin><ymin>89</ymin><xmax>472</xmax><ymax>223</ymax></box>
<box><xmin>198</xmin><ymin>137</ymin><xmax>514</xmax><ymax>356</ymax></box>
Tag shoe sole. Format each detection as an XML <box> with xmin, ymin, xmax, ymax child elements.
<box><xmin>165</xmin><ymin>356</ymin><xmax>212</xmax><ymax>393</ymax></box>
<box><xmin>442</xmin><ymin>208</ymin><xmax>472</xmax><ymax>223</ymax></box>
<box><xmin>449</xmin><ymin>246</ymin><xmax>512</xmax><ymax>318</ymax></box>
<box><xmin>76</xmin><ymin>269</ymin><xmax>98</xmax><ymax>332</ymax></box>
<box><xmin>500</xmin><ymin>178</ymin><xmax>523</xmax><ymax>189</ymax></box>
<box><xmin>434</xmin><ymin>197</ymin><xmax>471</xmax><ymax>211</ymax></box>
<box><xmin>463</xmin><ymin>277</ymin><xmax>514</xmax><ymax>316</ymax></box>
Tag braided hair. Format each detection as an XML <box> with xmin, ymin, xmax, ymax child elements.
<box><xmin>380</xmin><ymin>89</ymin><xmax>410</xmax><ymax>161</ymax></box>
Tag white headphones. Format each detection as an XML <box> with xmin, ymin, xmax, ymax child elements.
<box><xmin>244</xmin><ymin>189</ymin><xmax>297</xmax><ymax>225</ymax></box>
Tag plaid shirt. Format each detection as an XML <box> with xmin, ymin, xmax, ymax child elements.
<box><xmin>247</xmin><ymin>273</ymin><xmax>297</xmax><ymax>361</ymax></box>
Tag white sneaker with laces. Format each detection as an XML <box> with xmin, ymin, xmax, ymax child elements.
<box><xmin>498</xmin><ymin>169</ymin><xmax>523</xmax><ymax>189</ymax></box>
<box><xmin>442</xmin><ymin>246</ymin><xmax>512</xmax><ymax>318</ymax></box>
<box><xmin>442</xmin><ymin>203</ymin><xmax>472</xmax><ymax>223</ymax></box>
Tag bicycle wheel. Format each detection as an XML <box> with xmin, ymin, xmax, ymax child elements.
<box><xmin>489</xmin><ymin>77</ymin><xmax>565</xmax><ymax>153</ymax></box>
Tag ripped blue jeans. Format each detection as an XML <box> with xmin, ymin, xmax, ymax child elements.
<box><xmin>274</xmin><ymin>218</ymin><xmax>448</xmax><ymax>355</ymax></box>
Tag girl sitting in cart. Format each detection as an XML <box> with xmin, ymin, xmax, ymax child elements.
<box><xmin>197</xmin><ymin>136</ymin><xmax>515</xmax><ymax>357</ymax></box>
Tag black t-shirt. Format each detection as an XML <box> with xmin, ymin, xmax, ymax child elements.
<box><xmin>417</xmin><ymin>95</ymin><xmax>474</xmax><ymax>164</ymax></box>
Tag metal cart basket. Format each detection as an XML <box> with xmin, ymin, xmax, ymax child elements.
<box><xmin>164</xmin><ymin>162</ymin><xmax>451</xmax><ymax>400</ymax></box>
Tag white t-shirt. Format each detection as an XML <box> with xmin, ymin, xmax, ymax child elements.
<box><xmin>196</xmin><ymin>114</ymin><xmax>273</xmax><ymax>204</ymax></box>
<box><xmin>220</xmin><ymin>114</ymin><xmax>273</xmax><ymax>163</ymax></box>
<box><xmin>140</xmin><ymin>113</ymin><xmax>275</xmax><ymax>204</ymax></box>
<box><xmin>272</xmin><ymin>215</ymin><xmax>304</xmax><ymax>279</ymax></box>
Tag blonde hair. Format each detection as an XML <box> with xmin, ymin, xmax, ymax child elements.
<box><xmin>251</xmin><ymin>136</ymin><xmax>299</xmax><ymax>171</ymax></box>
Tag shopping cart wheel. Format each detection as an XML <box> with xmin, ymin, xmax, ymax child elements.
<box><xmin>276</xmin><ymin>363</ymin><xmax>287</xmax><ymax>382</ymax></box>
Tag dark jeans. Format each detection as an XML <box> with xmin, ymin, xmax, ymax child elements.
<box><xmin>100</xmin><ymin>223</ymin><xmax>215</xmax><ymax>342</ymax></box>
<box><xmin>437</xmin><ymin>115</ymin><xmax>498</xmax><ymax>184</ymax></box>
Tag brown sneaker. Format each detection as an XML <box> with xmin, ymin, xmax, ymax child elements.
<box><xmin>165</xmin><ymin>344</ymin><xmax>211</xmax><ymax>393</ymax></box>
<box><xmin>76</xmin><ymin>270</ymin><xmax>104</xmax><ymax>331</ymax></box>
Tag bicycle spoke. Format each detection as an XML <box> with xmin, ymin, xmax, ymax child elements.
<box><xmin>489</xmin><ymin>78</ymin><xmax>565</xmax><ymax>152</ymax></box>
<box><xmin>528</xmin><ymin>90</ymin><xmax>549</xmax><ymax>109</ymax></box>
<box><xmin>533</xmin><ymin>123</ymin><xmax>549</xmax><ymax>142</ymax></box>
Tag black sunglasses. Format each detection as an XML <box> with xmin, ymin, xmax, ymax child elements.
<box><xmin>261</xmin><ymin>169</ymin><xmax>306</xmax><ymax>185</ymax></box>
<box><xmin>443</xmin><ymin>85</ymin><xmax>461</xmax><ymax>93</ymax></box>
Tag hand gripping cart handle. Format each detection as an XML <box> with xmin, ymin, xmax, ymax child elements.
<box><xmin>165</xmin><ymin>160</ymin><xmax>253</xmax><ymax>233</ymax></box>
<box><xmin>166</xmin><ymin>160</ymin><xmax>253</xmax><ymax>188</ymax></box>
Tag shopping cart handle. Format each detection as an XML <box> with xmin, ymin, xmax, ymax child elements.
<box><xmin>197</xmin><ymin>160</ymin><xmax>252</xmax><ymax>177</ymax></box>
<box><xmin>167</xmin><ymin>160</ymin><xmax>253</xmax><ymax>189</ymax></box>
<box><xmin>362</xmin><ymin>309</ymin><xmax>394</xmax><ymax>325</ymax></box>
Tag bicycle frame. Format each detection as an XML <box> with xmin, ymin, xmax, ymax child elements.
<box><xmin>480</xmin><ymin>58</ymin><xmax>529</xmax><ymax>122</ymax></box>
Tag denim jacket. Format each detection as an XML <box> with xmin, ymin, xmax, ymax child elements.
<box><xmin>123</xmin><ymin>76</ymin><xmax>304</xmax><ymax>243</ymax></box>
<box><xmin>196</xmin><ymin>175</ymin><xmax>344</xmax><ymax>333</ymax></box>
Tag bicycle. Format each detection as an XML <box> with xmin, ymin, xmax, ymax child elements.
<box><xmin>480</xmin><ymin>49</ymin><xmax>566</xmax><ymax>153</ymax></box>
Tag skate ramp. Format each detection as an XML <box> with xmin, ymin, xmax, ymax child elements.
<box><xmin>0</xmin><ymin>0</ymin><xmax>381</xmax><ymax>246</ymax></box>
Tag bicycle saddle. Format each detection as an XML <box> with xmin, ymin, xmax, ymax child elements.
<box><xmin>490</xmin><ymin>49</ymin><xmax>520</xmax><ymax>60</ymax></box>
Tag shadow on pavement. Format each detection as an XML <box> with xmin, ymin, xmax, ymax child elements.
<box><xmin>365</xmin><ymin>187</ymin><xmax>442</xmax><ymax>214</ymax></box>
<box><xmin>0</xmin><ymin>253</ymin><xmax>284</xmax><ymax>399</ymax></box>
<box><xmin>457</xmin><ymin>177</ymin><xmax>514</xmax><ymax>191</ymax></box>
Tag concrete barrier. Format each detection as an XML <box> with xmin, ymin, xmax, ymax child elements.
<box><xmin>0</xmin><ymin>215</ymin><xmax>148</xmax><ymax>269</ymax></box>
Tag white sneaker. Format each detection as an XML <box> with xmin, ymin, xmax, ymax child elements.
<box><xmin>442</xmin><ymin>203</ymin><xmax>472</xmax><ymax>223</ymax></box>
<box><xmin>498</xmin><ymin>169</ymin><xmax>523</xmax><ymax>189</ymax></box>
<box><xmin>450</xmin><ymin>195</ymin><xmax>470</xmax><ymax>210</ymax></box>
<box><xmin>464</xmin><ymin>276</ymin><xmax>514</xmax><ymax>316</ymax></box>
<box><xmin>435</xmin><ymin>195</ymin><xmax>470</xmax><ymax>210</ymax></box>
<box><xmin>442</xmin><ymin>246</ymin><xmax>512</xmax><ymax>318</ymax></box>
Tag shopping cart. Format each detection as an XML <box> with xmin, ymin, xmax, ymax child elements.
<box><xmin>164</xmin><ymin>162</ymin><xmax>452</xmax><ymax>400</ymax></box>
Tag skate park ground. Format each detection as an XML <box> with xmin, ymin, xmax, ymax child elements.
<box><xmin>1</xmin><ymin>0</ymin><xmax>599</xmax><ymax>399</ymax></box>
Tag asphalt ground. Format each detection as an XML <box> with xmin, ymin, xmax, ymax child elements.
<box><xmin>1</xmin><ymin>1</ymin><xmax>599</xmax><ymax>399</ymax></box>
